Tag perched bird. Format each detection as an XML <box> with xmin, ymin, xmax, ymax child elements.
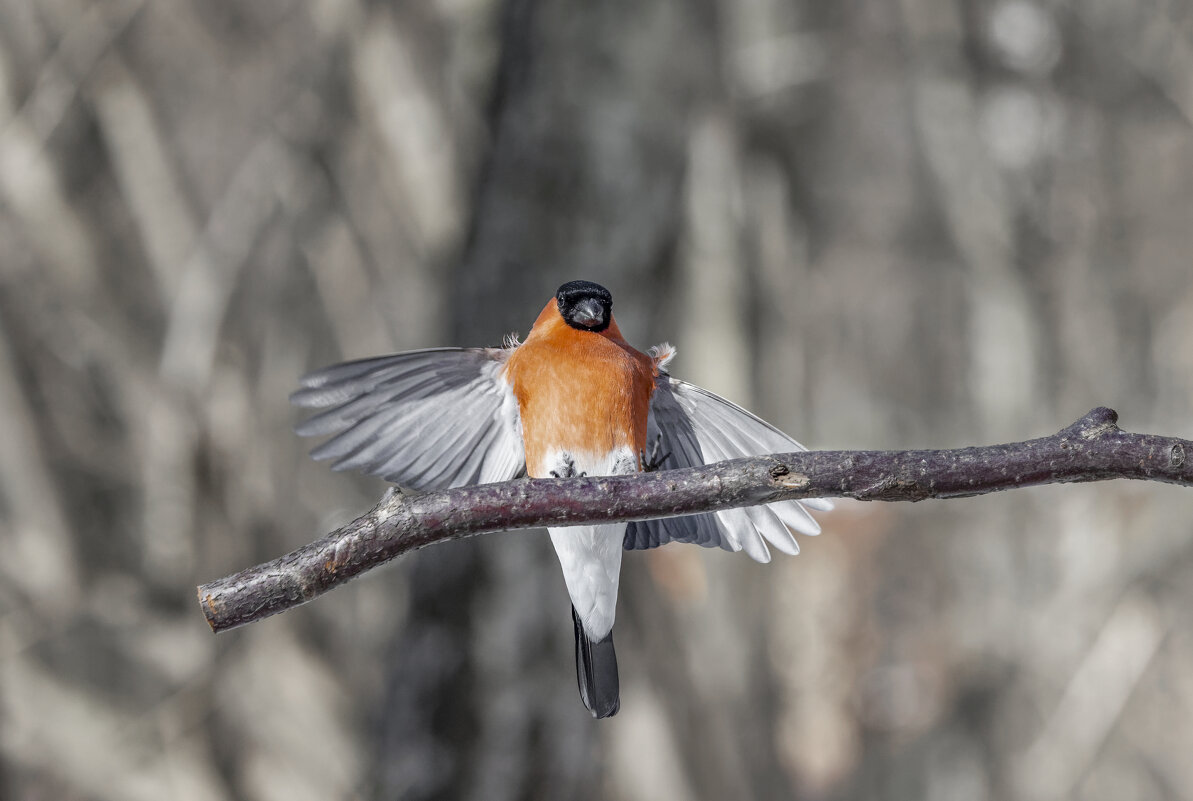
<box><xmin>291</xmin><ymin>280</ymin><xmax>830</xmax><ymax>718</ymax></box>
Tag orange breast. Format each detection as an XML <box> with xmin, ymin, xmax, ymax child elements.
<box><xmin>504</xmin><ymin>300</ymin><xmax>656</xmax><ymax>477</ymax></box>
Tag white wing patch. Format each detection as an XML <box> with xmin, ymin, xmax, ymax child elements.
<box><xmin>625</xmin><ymin>363</ymin><xmax>832</xmax><ymax>562</ymax></box>
<box><xmin>292</xmin><ymin>347</ymin><xmax>525</xmax><ymax>490</ymax></box>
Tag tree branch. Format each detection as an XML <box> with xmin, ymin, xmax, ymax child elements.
<box><xmin>198</xmin><ymin>408</ymin><xmax>1192</xmax><ymax>632</ymax></box>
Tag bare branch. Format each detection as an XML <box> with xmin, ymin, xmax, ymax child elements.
<box><xmin>198</xmin><ymin>408</ymin><xmax>1193</xmax><ymax>632</ymax></box>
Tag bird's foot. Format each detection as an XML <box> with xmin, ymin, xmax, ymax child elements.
<box><xmin>550</xmin><ymin>454</ymin><xmax>580</xmax><ymax>479</ymax></box>
<box><xmin>641</xmin><ymin>435</ymin><xmax>670</xmax><ymax>472</ymax></box>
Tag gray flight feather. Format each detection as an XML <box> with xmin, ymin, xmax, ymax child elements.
<box><xmin>624</xmin><ymin>375</ymin><xmax>832</xmax><ymax>561</ymax></box>
<box><xmin>292</xmin><ymin>348</ymin><xmax>525</xmax><ymax>490</ymax></box>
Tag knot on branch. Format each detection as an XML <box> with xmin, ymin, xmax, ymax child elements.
<box><xmin>768</xmin><ymin>461</ymin><xmax>811</xmax><ymax>490</ymax></box>
<box><xmin>1063</xmin><ymin>407</ymin><xmax>1120</xmax><ymax>440</ymax></box>
<box><xmin>1170</xmin><ymin>443</ymin><xmax>1186</xmax><ymax>469</ymax></box>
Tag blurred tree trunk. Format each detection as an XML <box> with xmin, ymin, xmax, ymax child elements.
<box><xmin>371</xmin><ymin>1</ymin><xmax>712</xmax><ymax>798</ymax></box>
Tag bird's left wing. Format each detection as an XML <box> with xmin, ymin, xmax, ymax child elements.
<box><xmin>625</xmin><ymin>371</ymin><xmax>832</xmax><ymax>563</ymax></box>
<box><xmin>291</xmin><ymin>347</ymin><xmax>525</xmax><ymax>490</ymax></box>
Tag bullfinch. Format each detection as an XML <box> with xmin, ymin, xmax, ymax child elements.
<box><xmin>291</xmin><ymin>280</ymin><xmax>831</xmax><ymax>718</ymax></box>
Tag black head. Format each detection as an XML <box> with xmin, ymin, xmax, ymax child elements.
<box><xmin>556</xmin><ymin>280</ymin><xmax>613</xmax><ymax>332</ymax></box>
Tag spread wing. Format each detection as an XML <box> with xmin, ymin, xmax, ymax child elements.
<box><xmin>624</xmin><ymin>374</ymin><xmax>832</xmax><ymax>562</ymax></box>
<box><xmin>291</xmin><ymin>347</ymin><xmax>525</xmax><ymax>490</ymax></box>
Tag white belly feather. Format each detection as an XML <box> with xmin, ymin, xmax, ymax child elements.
<box><xmin>542</xmin><ymin>446</ymin><xmax>637</xmax><ymax>639</ymax></box>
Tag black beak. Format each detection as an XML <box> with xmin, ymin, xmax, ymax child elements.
<box><xmin>573</xmin><ymin>298</ymin><xmax>605</xmax><ymax>328</ymax></box>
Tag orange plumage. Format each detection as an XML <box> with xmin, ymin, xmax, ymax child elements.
<box><xmin>504</xmin><ymin>298</ymin><xmax>656</xmax><ymax>478</ymax></box>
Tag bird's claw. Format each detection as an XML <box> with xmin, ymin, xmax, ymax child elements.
<box><xmin>641</xmin><ymin>435</ymin><xmax>670</xmax><ymax>472</ymax></box>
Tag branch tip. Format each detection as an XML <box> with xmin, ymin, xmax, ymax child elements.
<box><xmin>199</xmin><ymin>590</ymin><xmax>220</xmax><ymax>632</ymax></box>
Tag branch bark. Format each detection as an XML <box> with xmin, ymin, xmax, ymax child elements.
<box><xmin>198</xmin><ymin>408</ymin><xmax>1192</xmax><ymax>632</ymax></box>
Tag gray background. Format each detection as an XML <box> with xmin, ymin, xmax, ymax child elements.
<box><xmin>2</xmin><ymin>0</ymin><xmax>1193</xmax><ymax>799</ymax></box>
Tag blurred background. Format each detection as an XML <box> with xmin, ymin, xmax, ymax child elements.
<box><xmin>2</xmin><ymin>0</ymin><xmax>1193</xmax><ymax>799</ymax></box>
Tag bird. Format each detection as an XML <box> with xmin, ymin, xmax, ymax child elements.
<box><xmin>290</xmin><ymin>280</ymin><xmax>831</xmax><ymax>718</ymax></box>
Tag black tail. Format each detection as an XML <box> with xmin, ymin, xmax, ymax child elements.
<box><xmin>572</xmin><ymin>606</ymin><xmax>620</xmax><ymax>718</ymax></box>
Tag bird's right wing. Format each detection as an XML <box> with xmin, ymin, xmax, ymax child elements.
<box><xmin>624</xmin><ymin>374</ymin><xmax>832</xmax><ymax>563</ymax></box>
<box><xmin>291</xmin><ymin>347</ymin><xmax>525</xmax><ymax>490</ymax></box>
